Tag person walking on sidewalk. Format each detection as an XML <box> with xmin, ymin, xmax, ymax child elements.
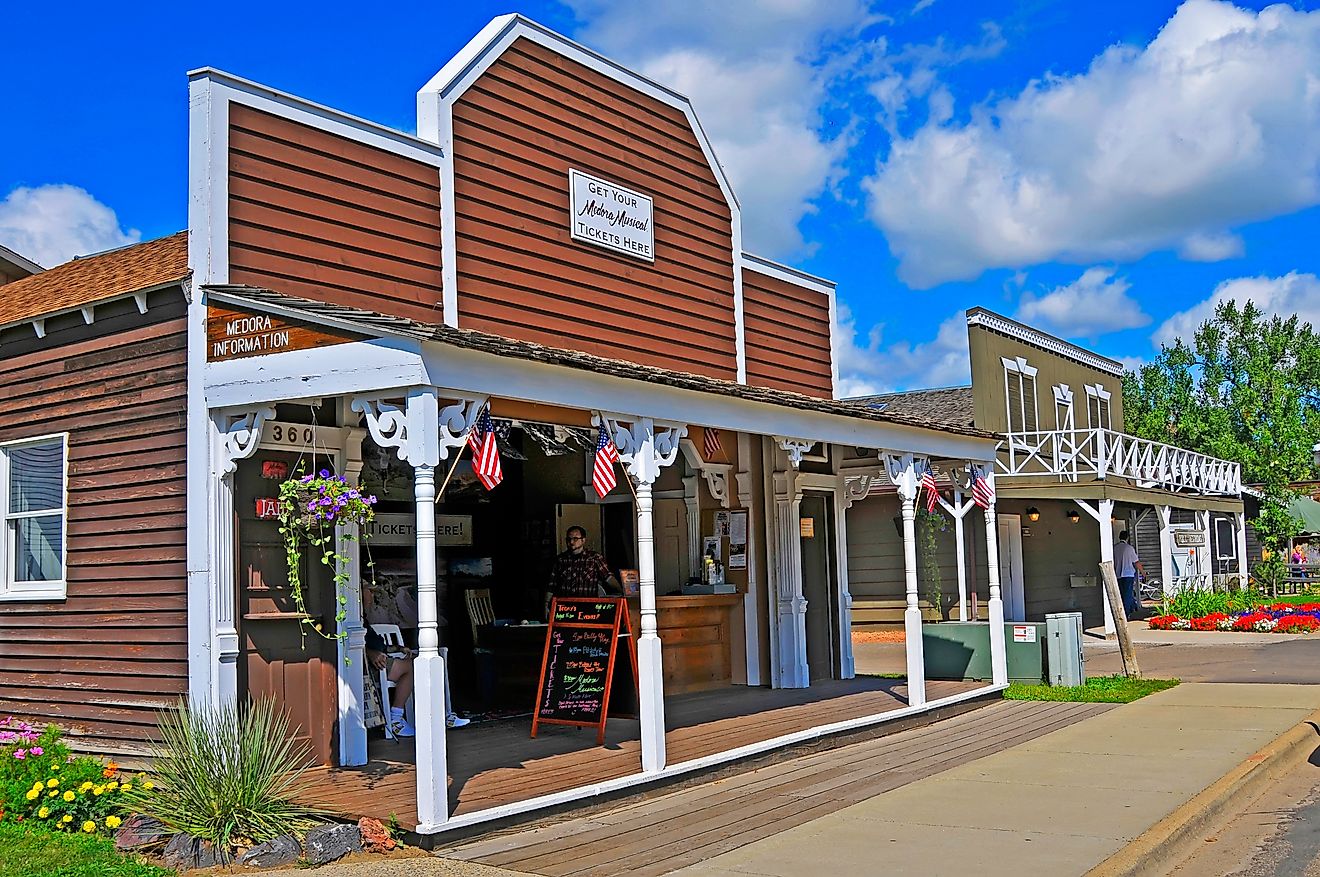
<box><xmin>1115</xmin><ymin>530</ymin><xmax>1145</xmax><ymax>619</ymax></box>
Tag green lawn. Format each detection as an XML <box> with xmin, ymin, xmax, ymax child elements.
<box><xmin>0</xmin><ymin>823</ymin><xmax>173</xmax><ymax>877</ymax></box>
<box><xmin>1004</xmin><ymin>675</ymin><xmax>1179</xmax><ymax>704</ymax></box>
<box><xmin>1268</xmin><ymin>593</ymin><xmax>1320</xmax><ymax>606</ymax></box>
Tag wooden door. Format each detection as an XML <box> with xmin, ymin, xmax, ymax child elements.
<box><xmin>235</xmin><ymin>452</ymin><xmax>339</xmax><ymax>766</ymax></box>
<box><xmin>800</xmin><ymin>492</ymin><xmax>838</xmax><ymax>681</ymax></box>
<box><xmin>997</xmin><ymin>514</ymin><xmax>1026</xmax><ymax>621</ymax></box>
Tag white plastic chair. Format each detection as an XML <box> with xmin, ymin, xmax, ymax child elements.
<box><xmin>370</xmin><ymin>623</ymin><xmax>409</xmax><ymax>740</ymax></box>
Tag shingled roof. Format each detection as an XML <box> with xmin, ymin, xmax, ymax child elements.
<box><xmin>0</xmin><ymin>232</ymin><xmax>189</xmax><ymax>327</ymax></box>
<box><xmin>205</xmin><ymin>285</ymin><xmax>995</xmax><ymax>442</ymax></box>
<box><xmin>844</xmin><ymin>386</ymin><xmax>977</xmax><ymax>431</ymax></box>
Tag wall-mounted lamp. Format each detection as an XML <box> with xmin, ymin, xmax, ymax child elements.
<box><xmin>1066</xmin><ymin>509</ymin><xmax>1081</xmax><ymax>524</ymax></box>
<box><xmin>1026</xmin><ymin>506</ymin><xmax>1041</xmax><ymax>522</ymax></box>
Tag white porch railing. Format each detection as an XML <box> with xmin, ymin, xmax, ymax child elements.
<box><xmin>996</xmin><ymin>428</ymin><xmax>1241</xmax><ymax>496</ymax></box>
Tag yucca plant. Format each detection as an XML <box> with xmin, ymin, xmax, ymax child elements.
<box><xmin>117</xmin><ymin>699</ymin><xmax>323</xmax><ymax>851</ymax></box>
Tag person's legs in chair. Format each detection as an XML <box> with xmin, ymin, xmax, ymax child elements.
<box><xmin>387</xmin><ymin>655</ymin><xmax>416</xmax><ymax>738</ymax></box>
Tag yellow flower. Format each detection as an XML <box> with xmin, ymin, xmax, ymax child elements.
<box><xmin>105</xmin><ymin>815</ymin><xmax>122</xmax><ymax>829</ymax></box>
<box><xmin>79</xmin><ymin>782</ymin><xmax>93</xmax><ymax>792</ymax></box>
<box><xmin>61</xmin><ymin>815</ymin><xmax>72</xmax><ymax>824</ymax></box>
<box><xmin>143</xmin><ymin>780</ymin><xmax>154</xmax><ymax>790</ymax></box>
<box><xmin>47</xmin><ymin>790</ymin><xmax>57</xmax><ymax>798</ymax></box>
<box><xmin>82</xmin><ymin>821</ymin><xmax>95</xmax><ymax>833</ymax></box>
<box><xmin>24</xmin><ymin>790</ymin><xmax>38</xmax><ymax>801</ymax></box>
<box><xmin>92</xmin><ymin>786</ymin><xmax>104</xmax><ymax>796</ymax></box>
<box><xmin>46</xmin><ymin>779</ymin><xmax>58</xmax><ymax>788</ymax></box>
<box><xmin>120</xmin><ymin>783</ymin><xmax>132</xmax><ymax>792</ymax></box>
<box><xmin>50</xmin><ymin>763</ymin><xmax>59</xmax><ymax>772</ymax></box>
<box><xmin>37</xmin><ymin>807</ymin><xmax>49</xmax><ymax>819</ymax></box>
<box><xmin>106</xmin><ymin>781</ymin><xmax>118</xmax><ymax>791</ymax></box>
<box><xmin>62</xmin><ymin>791</ymin><xmax>74</xmax><ymax>802</ymax></box>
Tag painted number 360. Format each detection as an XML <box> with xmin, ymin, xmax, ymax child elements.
<box><xmin>269</xmin><ymin>425</ymin><xmax>315</xmax><ymax>445</ymax></box>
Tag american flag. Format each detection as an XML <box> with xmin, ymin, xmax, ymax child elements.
<box><xmin>592</xmin><ymin>422</ymin><xmax>619</xmax><ymax>498</ymax></box>
<box><xmin>703</xmin><ymin>427</ymin><xmax>722</xmax><ymax>461</ymax></box>
<box><xmin>467</xmin><ymin>406</ymin><xmax>503</xmax><ymax>491</ymax></box>
<box><xmin>920</xmin><ymin>468</ymin><xmax>939</xmax><ymax>513</ymax></box>
<box><xmin>972</xmin><ymin>468</ymin><xmax>995</xmax><ymax>509</ymax></box>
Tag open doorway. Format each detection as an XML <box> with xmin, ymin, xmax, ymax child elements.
<box><xmin>800</xmin><ymin>491</ymin><xmax>839</xmax><ymax>681</ymax></box>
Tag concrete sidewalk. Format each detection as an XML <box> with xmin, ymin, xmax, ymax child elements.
<box><xmin>666</xmin><ymin>683</ymin><xmax>1320</xmax><ymax>877</ymax></box>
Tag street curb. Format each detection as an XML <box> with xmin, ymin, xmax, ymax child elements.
<box><xmin>1086</xmin><ymin>707</ymin><xmax>1320</xmax><ymax>877</ymax></box>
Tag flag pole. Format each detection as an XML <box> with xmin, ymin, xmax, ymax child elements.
<box><xmin>435</xmin><ymin>412</ymin><xmax>481</xmax><ymax>504</ymax></box>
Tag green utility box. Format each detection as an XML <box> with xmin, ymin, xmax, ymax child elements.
<box><xmin>921</xmin><ymin>621</ymin><xmax>1046</xmax><ymax>684</ymax></box>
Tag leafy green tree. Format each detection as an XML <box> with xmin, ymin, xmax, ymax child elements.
<box><xmin>1123</xmin><ymin>301</ymin><xmax>1320</xmax><ymax>584</ymax></box>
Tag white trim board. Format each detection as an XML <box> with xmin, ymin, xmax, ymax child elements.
<box><xmin>970</xmin><ymin>308</ymin><xmax>1123</xmax><ymax>376</ymax></box>
<box><xmin>204</xmin><ymin>334</ymin><xmax>994</xmax><ymax>462</ymax></box>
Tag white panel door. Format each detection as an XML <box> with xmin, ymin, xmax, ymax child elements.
<box><xmin>997</xmin><ymin>514</ymin><xmax>1027</xmax><ymax>621</ymax></box>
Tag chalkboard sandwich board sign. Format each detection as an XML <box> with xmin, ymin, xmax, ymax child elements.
<box><xmin>531</xmin><ymin>597</ymin><xmax>638</xmax><ymax>744</ymax></box>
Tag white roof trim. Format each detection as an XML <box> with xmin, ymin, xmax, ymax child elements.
<box><xmin>740</xmin><ymin>253</ymin><xmax>835</xmax><ymax>294</ymax></box>
<box><xmin>0</xmin><ymin>279</ymin><xmax>183</xmax><ymax>335</ymax></box>
<box><xmin>188</xmin><ymin>67</ymin><xmax>444</xmax><ymax>165</ymax></box>
<box><xmin>0</xmin><ymin>243</ymin><xmax>43</xmax><ymax>275</ymax></box>
<box><xmin>969</xmin><ymin>308</ymin><xmax>1123</xmax><ymax>376</ymax></box>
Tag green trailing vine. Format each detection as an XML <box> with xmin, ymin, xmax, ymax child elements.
<box><xmin>277</xmin><ymin>468</ymin><xmax>378</xmax><ymax>646</ymax></box>
<box><xmin>916</xmin><ymin>507</ymin><xmax>949</xmax><ymax>620</ymax></box>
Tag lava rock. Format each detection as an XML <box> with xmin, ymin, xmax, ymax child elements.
<box><xmin>238</xmin><ymin>834</ymin><xmax>301</xmax><ymax>868</ymax></box>
<box><xmin>304</xmin><ymin>823</ymin><xmax>362</xmax><ymax>865</ymax></box>
<box><xmin>161</xmin><ymin>832</ymin><xmax>229</xmax><ymax>871</ymax></box>
<box><xmin>357</xmin><ymin>817</ymin><xmax>395</xmax><ymax>853</ymax></box>
<box><xmin>114</xmin><ymin>814</ymin><xmax>170</xmax><ymax>851</ymax></box>
<box><xmin>195</xmin><ymin>839</ymin><xmax>227</xmax><ymax>869</ymax></box>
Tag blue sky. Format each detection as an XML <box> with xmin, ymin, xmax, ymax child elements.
<box><xmin>5</xmin><ymin>0</ymin><xmax>1320</xmax><ymax>394</ymax></box>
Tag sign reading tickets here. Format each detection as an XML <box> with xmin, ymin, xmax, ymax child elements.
<box><xmin>568</xmin><ymin>169</ymin><xmax>655</xmax><ymax>262</ymax></box>
<box><xmin>364</xmin><ymin>513</ymin><xmax>473</xmax><ymax>547</ymax></box>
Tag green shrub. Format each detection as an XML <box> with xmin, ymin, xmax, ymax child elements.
<box><xmin>1165</xmin><ymin>586</ymin><xmax>1264</xmax><ymax>619</ymax></box>
<box><xmin>117</xmin><ymin>699</ymin><xmax>323</xmax><ymax>850</ymax></box>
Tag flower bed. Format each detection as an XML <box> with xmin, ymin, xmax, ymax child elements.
<box><xmin>1148</xmin><ymin>603</ymin><xmax>1320</xmax><ymax>633</ymax></box>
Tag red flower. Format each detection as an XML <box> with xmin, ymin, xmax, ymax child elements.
<box><xmin>1147</xmin><ymin>615</ymin><xmax>1179</xmax><ymax>630</ymax></box>
<box><xmin>1275</xmin><ymin>615</ymin><xmax>1320</xmax><ymax>634</ymax></box>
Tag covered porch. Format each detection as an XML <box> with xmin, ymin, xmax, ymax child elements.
<box><xmin>300</xmin><ymin>676</ymin><xmax>988</xmax><ymax>829</ymax></box>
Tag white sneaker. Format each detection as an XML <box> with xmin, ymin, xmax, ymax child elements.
<box><xmin>389</xmin><ymin>708</ymin><xmax>415</xmax><ymax>738</ymax></box>
<box><xmin>446</xmin><ymin>713</ymin><xmax>470</xmax><ymax>729</ymax></box>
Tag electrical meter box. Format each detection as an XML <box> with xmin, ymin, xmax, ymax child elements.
<box><xmin>1045</xmin><ymin>611</ymin><xmax>1085</xmax><ymax>686</ymax></box>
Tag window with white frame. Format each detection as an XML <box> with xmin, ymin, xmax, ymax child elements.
<box><xmin>1001</xmin><ymin>356</ymin><xmax>1039</xmax><ymax>433</ymax></box>
<box><xmin>1053</xmin><ymin>383</ymin><xmax>1074</xmax><ymax>431</ymax></box>
<box><xmin>0</xmin><ymin>435</ymin><xmax>67</xmax><ymax>600</ymax></box>
<box><xmin>1085</xmin><ymin>383</ymin><xmax>1112</xmax><ymax>430</ymax></box>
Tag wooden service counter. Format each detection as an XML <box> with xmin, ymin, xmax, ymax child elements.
<box><xmin>627</xmin><ymin>594</ymin><xmax>743</xmax><ymax>694</ymax></box>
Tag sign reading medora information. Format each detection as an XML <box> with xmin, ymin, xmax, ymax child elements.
<box><xmin>568</xmin><ymin>169</ymin><xmax>655</xmax><ymax>262</ymax></box>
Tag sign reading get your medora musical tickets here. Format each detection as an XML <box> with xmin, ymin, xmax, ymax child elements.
<box><xmin>568</xmin><ymin>169</ymin><xmax>655</xmax><ymax>262</ymax></box>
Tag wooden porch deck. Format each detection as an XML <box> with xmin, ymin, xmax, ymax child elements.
<box><xmin>299</xmin><ymin>677</ymin><xmax>982</xmax><ymax>830</ymax></box>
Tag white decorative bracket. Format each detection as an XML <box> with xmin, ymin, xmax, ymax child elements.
<box><xmin>842</xmin><ymin>472</ymin><xmax>878</xmax><ymax>509</ymax></box>
<box><xmin>679</xmin><ymin>439</ymin><xmax>732</xmax><ymax>508</ymax></box>
<box><xmin>351</xmin><ymin>389</ymin><xmax>487</xmax><ymax>467</ymax></box>
<box><xmin>774</xmin><ymin>436</ymin><xmax>815</xmax><ymax>468</ymax></box>
<box><xmin>217</xmin><ymin>406</ymin><xmax>276</xmax><ymax>474</ymax></box>
<box><xmin>597</xmin><ymin>413</ymin><xmax>686</xmax><ymax>485</ymax></box>
<box><xmin>880</xmin><ymin>451</ymin><xmax>929</xmax><ymax>502</ymax></box>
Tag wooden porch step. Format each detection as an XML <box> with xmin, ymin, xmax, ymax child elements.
<box><xmin>850</xmin><ymin>598</ymin><xmax>941</xmax><ymax>624</ymax></box>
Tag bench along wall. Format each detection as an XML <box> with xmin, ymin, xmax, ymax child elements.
<box><xmin>0</xmin><ymin>288</ymin><xmax>189</xmax><ymax>756</ymax></box>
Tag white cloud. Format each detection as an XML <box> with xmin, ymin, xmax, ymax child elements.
<box><xmin>834</xmin><ymin>303</ymin><xmax>970</xmax><ymax>395</ymax></box>
<box><xmin>1016</xmin><ymin>266</ymin><xmax>1151</xmax><ymax>337</ymax></box>
<box><xmin>0</xmin><ymin>185</ymin><xmax>139</xmax><ymax>269</ymax></box>
<box><xmin>566</xmin><ymin>1</ymin><xmax>869</xmax><ymax>256</ymax></box>
<box><xmin>866</xmin><ymin>0</ymin><xmax>1320</xmax><ymax>287</ymax></box>
<box><xmin>1154</xmin><ymin>271</ymin><xmax>1320</xmax><ymax>346</ymax></box>
<box><xmin>1178</xmin><ymin>231</ymin><xmax>1244</xmax><ymax>262</ymax></box>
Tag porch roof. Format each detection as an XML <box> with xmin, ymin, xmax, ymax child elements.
<box><xmin>995</xmin><ymin>481</ymin><xmax>1243</xmax><ymax>513</ymax></box>
<box><xmin>204</xmin><ymin>285</ymin><xmax>997</xmax><ymax>450</ymax></box>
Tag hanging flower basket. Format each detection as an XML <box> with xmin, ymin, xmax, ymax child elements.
<box><xmin>277</xmin><ymin>469</ymin><xmax>378</xmax><ymax>641</ymax></box>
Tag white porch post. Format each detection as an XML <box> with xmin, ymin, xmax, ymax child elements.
<box><xmin>1196</xmin><ymin>509</ymin><xmax>1212</xmax><ymax>586</ymax></box>
<box><xmin>771</xmin><ymin>467</ymin><xmax>810</xmax><ymax>689</ymax></box>
<box><xmin>210</xmin><ymin>407</ymin><xmax>275</xmax><ymax>709</ymax></box>
<box><xmin>1157</xmin><ymin>505</ymin><xmax>1174</xmax><ymax>598</ymax></box>
<box><xmin>1235</xmin><ymin>511</ymin><xmax>1249</xmax><ymax>589</ymax></box>
<box><xmin>1077</xmin><ymin>498</ymin><xmax>1117</xmax><ymax>634</ymax></box>
<box><xmin>953</xmin><ymin>488</ymin><xmax>968</xmax><ymax>621</ymax></box>
<box><xmin>979</xmin><ymin>468</ymin><xmax>1007</xmax><ymax>687</ymax></box>
<box><xmin>682</xmin><ymin>474</ymin><xmax>701</xmax><ymax>580</ymax></box>
<box><xmin>605</xmin><ymin>415</ymin><xmax>686</xmax><ymax>773</ymax></box>
<box><xmin>883</xmin><ymin>453</ymin><xmax>926</xmax><ymax>707</ymax></box>
<box><xmin>336</xmin><ymin>423</ymin><xmax>369</xmax><ymax>767</ymax></box>
<box><xmin>352</xmin><ymin>389</ymin><xmax>485</xmax><ymax>832</ymax></box>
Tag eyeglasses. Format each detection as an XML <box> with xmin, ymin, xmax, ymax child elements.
<box><xmin>567</xmin><ymin>536</ymin><xmax>585</xmax><ymax>542</ymax></box>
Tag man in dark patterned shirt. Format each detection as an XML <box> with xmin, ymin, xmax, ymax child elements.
<box><xmin>547</xmin><ymin>526</ymin><xmax>621</xmax><ymax>613</ymax></box>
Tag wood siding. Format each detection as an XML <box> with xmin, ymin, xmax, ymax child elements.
<box><xmin>0</xmin><ymin>290</ymin><xmax>188</xmax><ymax>756</ymax></box>
<box><xmin>450</xmin><ymin>37</ymin><xmax>739</xmax><ymax>380</ymax></box>
<box><xmin>227</xmin><ymin>104</ymin><xmax>444</xmax><ymax>324</ymax></box>
<box><xmin>742</xmin><ymin>269</ymin><xmax>833</xmax><ymax>398</ymax></box>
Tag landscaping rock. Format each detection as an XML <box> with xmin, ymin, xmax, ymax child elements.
<box><xmin>114</xmin><ymin>814</ymin><xmax>170</xmax><ymax>851</ymax></box>
<box><xmin>304</xmin><ymin>823</ymin><xmax>361</xmax><ymax>865</ymax></box>
<box><xmin>162</xmin><ymin>833</ymin><xmax>200</xmax><ymax>871</ymax></box>
<box><xmin>238</xmin><ymin>834</ymin><xmax>301</xmax><ymax>868</ymax></box>
<box><xmin>357</xmin><ymin>817</ymin><xmax>395</xmax><ymax>853</ymax></box>
<box><xmin>196</xmin><ymin>839</ymin><xmax>228</xmax><ymax>869</ymax></box>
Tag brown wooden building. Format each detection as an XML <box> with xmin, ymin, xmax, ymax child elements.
<box><xmin>1</xmin><ymin>14</ymin><xmax>1009</xmax><ymax>834</ymax></box>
